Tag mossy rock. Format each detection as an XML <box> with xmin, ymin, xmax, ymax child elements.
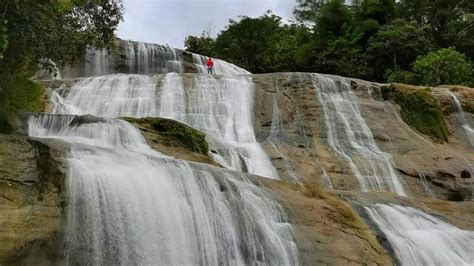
<box><xmin>0</xmin><ymin>75</ymin><xmax>46</xmax><ymax>133</ymax></box>
<box><xmin>122</xmin><ymin>117</ymin><xmax>209</xmax><ymax>154</ymax></box>
<box><xmin>391</xmin><ymin>83</ymin><xmax>449</xmax><ymax>143</ymax></box>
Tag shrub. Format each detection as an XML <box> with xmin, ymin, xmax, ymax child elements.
<box><xmin>413</xmin><ymin>48</ymin><xmax>473</xmax><ymax>87</ymax></box>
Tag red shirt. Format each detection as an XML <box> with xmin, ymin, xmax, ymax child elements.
<box><xmin>207</xmin><ymin>59</ymin><xmax>214</xmax><ymax>67</ymax></box>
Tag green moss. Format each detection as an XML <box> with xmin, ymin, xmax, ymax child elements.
<box><xmin>122</xmin><ymin>117</ymin><xmax>209</xmax><ymax>154</ymax></box>
<box><xmin>391</xmin><ymin>83</ymin><xmax>449</xmax><ymax>143</ymax></box>
<box><xmin>0</xmin><ymin>75</ymin><xmax>45</xmax><ymax>133</ymax></box>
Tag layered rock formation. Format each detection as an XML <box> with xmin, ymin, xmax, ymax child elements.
<box><xmin>1</xmin><ymin>41</ymin><xmax>473</xmax><ymax>265</ymax></box>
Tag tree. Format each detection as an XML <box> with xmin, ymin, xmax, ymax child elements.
<box><xmin>0</xmin><ymin>0</ymin><xmax>123</xmax><ymax>71</ymax></box>
<box><xmin>213</xmin><ymin>11</ymin><xmax>285</xmax><ymax>73</ymax></box>
<box><xmin>0</xmin><ymin>0</ymin><xmax>123</xmax><ymax>132</ymax></box>
<box><xmin>366</xmin><ymin>19</ymin><xmax>434</xmax><ymax>81</ymax></box>
<box><xmin>184</xmin><ymin>33</ymin><xmax>216</xmax><ymax>57</ymax></box>
<box><xmin>355</xmin><ymin>0</ymin><xmax>396</xmax><ymax>25</ymax></box>
<box><xmin>316</xmin><ymin>0</ymin><xmax>354</xmax><ymax>41</ymax></box>
<box><xmin>0</xmin><ymin>17</ymin><xmax>7</xmax><ymax>59</ymax></box>
<box><xmin>397</xmin><ymin>0</ymin><xmax>474</xmax><ymax>49</ymax></box>
<box><xmin>294</xmin><ymin>0</ymin><xmax>327</xmax><ymax>23</ymax></box>
<box><xmin>413</xmin><ymin>48</ymin><xmax>473</xmax><ymax>86</ymax></box>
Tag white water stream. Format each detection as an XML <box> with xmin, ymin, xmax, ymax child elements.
<box><xmin>31</xmin><ymin>39</ymin><xmax>474</xmax><ymax>265</ymax></box>
<box><xmin>366</xmin><ymin>204</ymin><xmax>474</xmax><ymax>266</ymax></box>
<box><xmin>52</xmin><ymin>72</ymin><xmax>278</xmax><ymax>179</ymax></box>
<box><xmin>311</xmin><ymin>74</ymin><xmax>406</xmax><ymax>195</ymax></box>
<box><xmin>448</xmin><ymin>91</ymin><xmax>474</xmax><ymax>147</ymax></box>
<box><xmin>27</xmin><ymin>40</ymin><xmax>296</xmax><ymax>264</ymax></box>
<box><xmin>27</xmin><ymin>114</ymin><xmax>297</xmax><ymax>265</ymax></box>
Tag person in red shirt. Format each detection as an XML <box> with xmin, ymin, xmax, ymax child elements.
<box><xmin>206</xmin><ymin>57</ymin><xmax>214</xmax><ymax>74</ymax></box>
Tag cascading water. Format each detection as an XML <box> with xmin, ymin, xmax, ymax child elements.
<box><xmin>52</xmin><ymin>72</ymin><xmax>278</xmax><ymax>179</ymax></box>
<box><xmin>448</xmin><ymin>91</ymin><xmax>474</xmax><ymax>147</ymax></box>
<box><xmin>29</xmin><ymin>37</ymin><xmax>298</xmax><ymax>264</ymax></box>
<box><xmin>84</xmin><ymin>48</ymin><xmax>112</xmax><ymax>77</ymax></box>
<box><xmin>192</xmin><ymin>53</ymin><xmax>250</xmax><ymax>76</ymax></box>
<box><xmin>366</xmin><ymin>204</ymin><xmax>474</xmax><ymax>266</ymax></box>
<box><xmin>311</xmin><ymin>74</ymin><xmax>406</xmax><ymax>195</ymax></box>
<box><xmin>27</xmin><ymin>114</ymin><xmax>298</xmax><ymax>265</ymax></box>
<box><xmin>124</xmin><ymin>41</ymin><xmax>184</xmax><ymax>74</ymax></box>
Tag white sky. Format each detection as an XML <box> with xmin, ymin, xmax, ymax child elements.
<box><xmin>116</xmin><ymin>0</ymin><xmax>296</xmax><ymax>49</ymax></box>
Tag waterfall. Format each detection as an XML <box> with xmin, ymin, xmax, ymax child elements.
<box><xmin>27</xmin><ymin>114</ymin><xmax>298</xmax><ymax>265</ymax></box>
<box><xmin>366</xmin><ymin>204</ymin><xmax>474</xmax><ymax>266</ymax></box>
<box><xmin>448</xmin><ymin>91</ymin><xmax>474</xmax><ymax>147</ymax></box>
<box><xmin>52</xmin><ymin>73</ymin><xmax>278</xmax><ymax>179</ymax></box>
<box><xmin>84</xmin><ymin>48</ymin><xmax>112</xmax><ymax>77</ymax></box>
<box><xmin>124</xmin><ymin>41</ymin><xmax>184</xmax><ymax>74</ymax></box>
<box><xmin>192</xmin><ymin>53</ymin><xmax>250</xmax><ymax>76</ymax></box>
<box><xmin>311</xmin><ymin>74</ymin><xmax>406</xmax><ymax>195</ymax></box>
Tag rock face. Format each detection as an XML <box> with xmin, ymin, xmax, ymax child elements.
<box><xmin>253</xmin><ymin>73</ymin><xmax>474</xmax><ymax>201</ymax></box>
<box><xmin>2</xmin><ymin>68</ymin><xmax>474</xmax><ymax>264</ymax></box>
<box><xmin>0</xmin><ymin>134</ymin><xmax>66</xmax><ymax>265</ymax></box>
<box><xmin>122</xmin><ymin>117</ymin><xmax>218</xmax><ymax>166</ymax></box>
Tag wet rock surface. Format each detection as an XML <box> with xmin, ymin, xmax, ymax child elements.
<box><xmin>122</xmin><ymin>116</ymin><xmax>219</xmax><ymax>166</ymax></box>
<box><xmin>253</xmin><ymin>73</ymin><xmax>474</xmax><ymax>201</ymax></box>
<box><xmin>0</xmin><ymin>134</ymin><xmax>67</xmax><ymax>264</ymax></box>
<box><xmin>2</xmin><ymin>71</ymin><xmax>474</xmax><ymax>265</ymax></box>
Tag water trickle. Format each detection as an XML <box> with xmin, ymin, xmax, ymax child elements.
<box><xmin>366</xmin><ymin>204</ymin><xmax>474</xmax><ymax>266</ymax></box>
<box><xmin>311</xmin><ymin>74</ymin><xmax>406</xmax><ymax>195</ymax></box>
<box><xmin>448</xmin><ymin>91</ymin><xmax>474</xmax><ymax>147</ymax></box>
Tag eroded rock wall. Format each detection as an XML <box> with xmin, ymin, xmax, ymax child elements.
<box><xmin>0</xmin><ymin>135</ymin><xmax>67</xmax><ymax>265</ymax></box>
<box><xmin>253</xmin><ymin>73</ymin><xmax>474</xmax><ymax>201</ymax></box>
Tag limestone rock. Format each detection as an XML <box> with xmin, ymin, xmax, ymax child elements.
<box><xmin>0</xmin><ymin>134</ymin><xmax>67</xmax><ymax>264</ymax></box>
<box><xmin>122</xmin><ymin>117</ymin><xmax>218</xmax><ymax>166</ymax></box>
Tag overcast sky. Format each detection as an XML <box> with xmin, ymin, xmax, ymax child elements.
<box><xmin>116</xmin><ymin>0</ymin><xmax>296</xmax><ymax>49</ymax></box>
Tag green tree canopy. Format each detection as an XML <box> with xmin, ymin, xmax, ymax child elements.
<box><xmin>315</xmin><ymin>0</ymin><xmax>354</xmax><ymax>40</ymax></box>
<box><xmin>0</xmin><ymin>0</ymin><xmax>123</xmax><ymax>72</ymax></box>
<box><xmin>0</xmin><ymin>0</ymin><xmax>123</xmax><ymax>133</ymax></box>
<box><xmin>355</xmin><ymin>0</ymin><xmax>396</xmax><ymax>25</ymax></box>
<box><xmin>398</xmin><ymin>0</ymin><xmax>474</xmax><ymax>49</ymax></box>
<box><xmin>184</xmin><ymin>32</ymin><xmax>216</xmax><ymax>57</ymax></box>
<box><xmin>366</xmin><ymin>19</ymin><xmax>434</xmax><ymax>81</ymax></box>
<box><xmin>413</xmin><ymin>48</ymin><xmax>473</xmax><ymax>87</ymax></box>
<box><xmin>293</xmin><ymin>0</ymin><xmax>326</xmax><ymax>23</ymax></box>
<box><xmin>213</xmin><ymin>11</ymin><xmax>285</xmax><ymax>73</ymax></box>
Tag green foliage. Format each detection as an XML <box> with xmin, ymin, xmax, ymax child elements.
<box><xmin>386</xmin><ymin>69</ymin><xmax>416</xmax><ymax>84</ymax></box>
<box><xmin>392</xmin><ymin>84</ymin><xmax>449</xmax><ymax>142</ymax></box>
<box><xmin>0</xmin><ymin>0</ymin><xmax>123</xmax><ymax>132</ymax></box>
<box><xmin>366</xmin><ymin>19</ymin><xmax>434</xmax><ymax>81</ymax></box>
<box><xmin>0</xmin><ymin>0</ymin><xmax>123</xmax><ymax>72</ymax></box>
<box><xmin>316</xmin><ymin>0</ymin><xmax>354</xmax><ymax>41</ymax></box>
<box><xmin>397</xmin><ymin>0</ymin><xmax>474</xmax><ymax>47</ymax></box>
<box><xmin>413</xmin><ymin>48</ymin><xmax>473</xmax><ymax>87</ymax></box>
<box><xmin>0</xmin><ymin>73</ymin><xmax>45</xmax><ymax>133</ymax></box>
<box><xmin>356</xmin><ymin>0</ymin><xmax>396</xmax><ymax>25</ymax></box>
<box><xmin>0</xmin><ymin>18</ymin><xmax>7</xmax><ymax>60</ymax></box>
<box><xmin>313</xmin><ymin>25</ymin><xmax>371</xmax><ymax>78</ymax></box>
<box><xmin>212</xmin><ymin>11</ymin><xmax>292</xmax><ymax>73</ymax></box>
<box><xmin>184</xmin><ymin>32</ymin><xmax>216</xmax><ymax>57</ymax></box>
<box><xmin>293</xmin><ymin>0</ymin><xmax>326</xmax><ymax>23</ymax></box>
<box><xmin>183</xmin><ymin>0</ymin><xmax>474</xmax><ymax>86</ymax></box>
